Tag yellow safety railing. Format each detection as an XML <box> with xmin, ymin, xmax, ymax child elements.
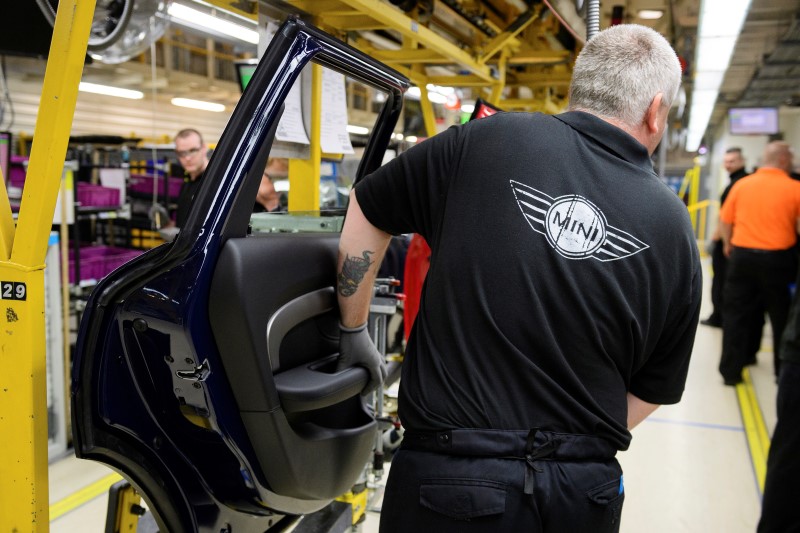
<box><xmin>687</xmin><ymin>199</ymin><xmax>713</xmax><ymax>254</ymax></box>
<box><xmin>681</xmin><ymin>162</ymin><xmax>724</xmax><ymax>257</ymax></box>
<box><xmin>679</xmin><ymin>165</ymin><xmax>701</xmax><ymax>227</ymax></box>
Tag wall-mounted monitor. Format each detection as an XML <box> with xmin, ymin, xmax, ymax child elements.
<box><xmin>728</xmin><ymin>107</ymin><xmax>779</xmax><ymax>135</ymax></box>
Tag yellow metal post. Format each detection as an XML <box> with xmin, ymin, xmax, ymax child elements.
<box><xmin>412</xmin><ymin>66</ymin><xmax>437</xmax><ymax>139</ymax></box>
<box><xmin>488</xmin><ymin>49</ymin><xmax>509</xmax><ymax>106</ymax></box>
<box><xmin>689</xmin><ymin>165</ymin><xmax>700</xmax><ymax>216</ymax></box>
<box><xmin>289</xmin><ymin>64</ymin><xmax>322</xmax><ymax>211</ymax></box>
<box><xmin>0</xmin><ymin>1</ymin><xmax>95</xmax><ymax>531</ymax></box>
<box><xmin>679</xmin><ymin>165</ymin><xmax>701</xmax><ymax>229</ymax></box>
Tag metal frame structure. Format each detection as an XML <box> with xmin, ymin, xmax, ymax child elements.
<box><xmin>282</xmin><ymin>0</ymin><xmax>576</xmax><ymax>113</ymax></box>
<box><xmin>0</xmin><ymin>1</ymin><xmax>97</xmax><ymax>531</ymax></box>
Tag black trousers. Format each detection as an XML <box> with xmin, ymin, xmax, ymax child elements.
<box><xmin>379</xmin><ymin>429</ymin><xmax>623</xmax><ymax>533</ymax></box>
<box><xmin>758</xmin><ymin>362</ymin><xmax>800</xmax><ymax>533</ymax></box>
<box><xmin>712</xmin><ymin>241</ymin><xmax>765</xmax><ymax>359</ymax></box>
<box><xmin>709</xmin><ymin>240</ymin><xmax>726</xmax><ymax>321</ymax></box>
<box><xmin>720</xmin><ymin>248</ymin><xmax>797</xmax><ymax>381</ymax></box>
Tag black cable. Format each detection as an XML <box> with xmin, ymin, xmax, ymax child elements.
<box><xmin>0</xmin><ymin>56</ymin><xmax>14</xmax><ymax>130</ymax></box>
<box><xmin>0</xmin><ymin>57</ymin><xmax>5</xmax><ymax>128</ymax></box>
<box><xmin>666</xmin><ymin>0</ymin><xmax>678</xmax><ymax>47</ymax></box>
<box><xmin>34</xmin><ymin>0</ymin><xmax>57</xmax><ymax>27</ymax></box>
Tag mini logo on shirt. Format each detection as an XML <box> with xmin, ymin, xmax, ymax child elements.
<box><xmin>511</xmin><ymin>180</ymin><xmax>649</xmax><ymax>261</ymax></box>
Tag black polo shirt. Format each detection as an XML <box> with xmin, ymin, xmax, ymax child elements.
<box><xmin>176</xmin><ymin>171</ymin><xmax>204</xmax><ymax>228</ymax></box>
<box><xmin>355</xmin><ymin>111</ymin><xmax>701</xmax><ymax>450</ymax></box>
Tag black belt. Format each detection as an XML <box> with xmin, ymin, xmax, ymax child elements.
<box><xmin>403</xmin><ymin>428</ymin><xmax>616</xmax><ymax>460</ymax></box>
<box><xmin>402</xmin><ymin>428</ymin><xmax>617</xmax><ymax>494</ymax></box>
<box><xmin>733</xmin><ymin>246</ymin><xmax>794</xmax><ymax>255</ymax></box>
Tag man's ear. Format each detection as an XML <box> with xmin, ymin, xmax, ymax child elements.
<box><xmin>645</xmin><ymin>92</ymin><xmax>665</xmax><ymax>135</ymax></box>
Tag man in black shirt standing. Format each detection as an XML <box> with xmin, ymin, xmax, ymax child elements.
<box><xmin>335</xmin><ymin>24</ymin><xmax>700</xmax><ymax>532</ymax></box>
<box><xmin>702</xmin><ymin>147</ymin><xmax>756</xmax><ymax>328</ymax></box>
<box><xmin>173</xmin><ymin>128</ymin><xmax>209</xmax><ymax>229</ymax></box>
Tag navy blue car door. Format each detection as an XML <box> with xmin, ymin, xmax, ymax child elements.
<box><xmin>71</xmin><ymin>17</ymin><xmax>408</xmax><ymax>532</ymax></box>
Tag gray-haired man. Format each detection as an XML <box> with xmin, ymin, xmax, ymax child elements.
<box><xmin>336</xmin><ymin>24</ymin><xmax>700</xmax><ymax>532</ymax></box>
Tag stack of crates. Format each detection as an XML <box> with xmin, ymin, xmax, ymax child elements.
<box><xmin>129</xmin><ymin>173</ymin><xmax>183</xmax><ymax>198</ymax></box>
<box><xmin>66</xmin><ymin>245</ymin><xmax>144</xmax><ymax>284</ymax></box>
<box><xmin>77</xmin><ymin>182</ymin><xmax>121</xmax><ymax>207</ymax></box>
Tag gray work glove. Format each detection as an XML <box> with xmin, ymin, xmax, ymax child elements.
<box><xmin>337</xmin><ymin>323</ymin><xmax>388</xmax><ymax>396</ymax></box>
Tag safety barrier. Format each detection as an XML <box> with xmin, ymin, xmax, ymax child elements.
<box><xmin>686</xmin><ymin>198</ymin><xmax>717</xmax><ymax>256</ymax></box>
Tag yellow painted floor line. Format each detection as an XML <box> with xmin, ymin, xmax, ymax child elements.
<box><xmin>735</xmin><ymin>368</ymin><xmax>770</xmax><ymax>494</ymax></box>
<box><xmin>50</xmin><ymin>472</ymin><xmax>123</xmax><ymax>521</ymax></box>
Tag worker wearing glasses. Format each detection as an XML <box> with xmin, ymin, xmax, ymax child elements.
<box><xmin>173</xmin><ymin>128</ymin><xmax>210</xmax><ymax>229</ymax></box>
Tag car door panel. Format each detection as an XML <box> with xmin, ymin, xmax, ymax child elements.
<box><xmin>72</xmin><ymin>16</ymin><xmax>409</xmax><ymax>530</ymax></box>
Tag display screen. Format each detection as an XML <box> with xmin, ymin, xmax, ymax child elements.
<box><xmin>728</xmin><ymin>107</ymin><xmax>779</xmax><ymax>135</ymax></box>
<box><xmin>235</xmin><ymin>61</ymin><xmax>258</xmax><ymax>92</ymax></box>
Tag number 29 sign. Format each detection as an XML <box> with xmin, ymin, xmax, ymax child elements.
<box><xmin>1</xmin><ymin>282</ymin><xmax>27</xmax><ymax>301</ymax></box>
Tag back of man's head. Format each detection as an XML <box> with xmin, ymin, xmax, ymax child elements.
<box><xmin>568</xmin><ymin>24</ymin><xmax>681</xmax><ymax>130</ymax></box>
<box><xmin>762</xmin><ymin>141</ymin><xmax>794</xmax><ymax>173</ymax></box>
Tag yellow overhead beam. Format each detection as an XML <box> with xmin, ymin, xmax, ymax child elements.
<box><xmin>501</xmin><ymin>97</ymin><xmax>568</xmax><ymax>113</ymax></box>
<box><xmin>323</xmin><ymin>14</ymin><xmax>389</xmax><ymax>31</ymax></box>
<box><xmin>0</xmin><ymin>1</ymin><xmax>96</xmax><ymax>531</ymax></box>
<box><xmin>511</xmin><ymin>72</ymin><xmax>573</xmax><ymax>86</ymax></box>
<box><xmin>335</xmin><ymin>0</ymin><xmax>495</xmax><ymax>83</ymax></box>
<box><xmin>479</xmin><ymin>6</ymin><xmax>541</xmax><ymax>62</ymax></box>
<box><xmin>371</xmin><ymin>48</ymin><xmax>456</xmax><ymax>65</ymax></box>
<box><xmin>288</xmin><ymin>0</ymin><xmax>346</xmax><ymax>12</ymax></box>
<box><xmin>203</xmin><ymin>0</ymin><xmax>257</xmax><ymax>20</ymax></box>
<box><xmin>506</xmin><ymin>49</ymin><xmax>570</xmax><ymax>65</ymax></box>
<box><xmin>426</xmin><ymin>74</ymin><xmax>495</xmax><ymax>87</ymax></box>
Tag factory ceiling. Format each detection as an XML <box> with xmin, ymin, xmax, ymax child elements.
<box><xmin>8</xmin><ymin>0</ymin><xmax>800</xmax><ymax>155</ymax></box>
<box><xmin>264</xmin><ymin>0</ymin><xmax>800</xmax><ymax>153</ymax></box>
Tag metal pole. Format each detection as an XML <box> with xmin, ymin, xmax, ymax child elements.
<box><xmin>0</xmin><ymin>1</ymin><xmax>96</xmax><ymax>530</ymax></box>
<box><xmin>288</xmin><ymin>64</ymin><xmax>322</xmax><ymax>211</ymax></box>
<box><xmin>586</xmin><ymin>0</ymin><xmax>600</xmax><ymax>40</ymax></box>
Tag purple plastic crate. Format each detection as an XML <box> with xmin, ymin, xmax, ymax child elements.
<box><xmin>129</xmin><ymin>174</ymin><xmax>183</xmax><ymax>198</ymax></box>
<box><xmin>65</xmin><ymin>245</ymin><xmax>144</xmax><ymax>283</ymax></box>
<box><xmin>66</xmin><ymin>246</ymin><xmax>106</xmax><ymax>283</ymax></box>
<box><xmin>77</xmin><ymin>182</ymin><xmax>120</xmax><ymax>207</ymax></box>
<box><xmin>103</xmin><ymin>249</ymin><xmax>143</xmax><ymax>274</ymax></box>
<box><xmin>8</xmin><ymin>156</ymin><xmax>28</xmax><ymax>188</ymax></box>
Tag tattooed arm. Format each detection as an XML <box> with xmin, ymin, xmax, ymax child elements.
<box><xmin>338</xmin><ymin>189</ymin><xmax>392</xmax><ymax>327</ymax></box>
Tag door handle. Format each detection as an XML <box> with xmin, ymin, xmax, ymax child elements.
<box><xmin>176</xmin><ymin>359</ymin><xmax>210</xmax><ymax>382</ymax></box>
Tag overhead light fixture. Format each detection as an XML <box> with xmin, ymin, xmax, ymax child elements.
<box><xmin>637</xmin><ymin>10</ymin><xmax>664</xmax><ymax>20</ymax></box>
<box><xmin>168</xmin><ymin>3</ymin><xmax>259</xmax><ymax>44</ymax></box>
<box><xmin>686</xmin><ymin>0</ymin><xmax>752</xmax><ymax>151</ymax></box>
<box><xmin>78</xmin><ymin>82</ymin><xmax>144</xmax><ymax>100</ymax></box>
<box><xmin>346</xmin><ymin>125</ymin><xmax>370</xmax><ymax>135</ymax></box>
<box><xmin>171</xmin><ymin>97</ymin><xmax>226</xmax><ymax>112</ymax></box>
<box><xmin>406</xmin><ymin>85</ymin><xmax>456</xmax><ymax>105</ymax></box>
<box><xmin>405</xmin><ymin>136</ymin><xmax>418</xmax><ymax>143</ymax></box>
